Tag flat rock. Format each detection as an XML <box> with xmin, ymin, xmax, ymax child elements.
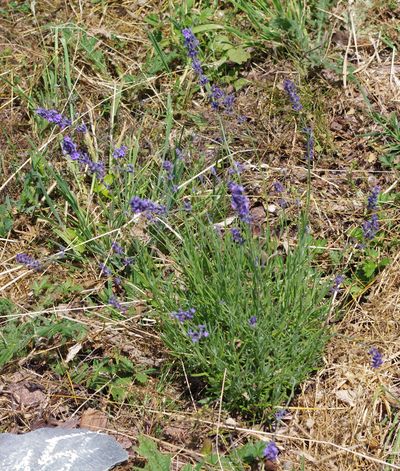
<box><xmin>0</xmin><ymin>427</ymin><xmax>128</xmax><ymax>471</ymax></box>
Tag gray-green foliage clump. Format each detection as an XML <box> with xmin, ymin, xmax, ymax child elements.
<box><xmin>141</xmin><ymin>217</ymin><xmax>331</xmax><ymax>419</ymax></box>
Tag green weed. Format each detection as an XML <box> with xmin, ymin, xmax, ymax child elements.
<box><xmin>0</xmin><ymin>316</ymin><xmax>86</xmax><ymax>370</ymax></box>
<box><xmin>370</xmin><ymin>112</ymin><xmax>400</xmax><ymax>169</ymax></box>
<box><xmin>134</xmin><ymin>434</ymin><xmax>267</xmax><ymax>470</ymax></box>
<box><xmin>228</xmin><ymin>0</ymin><xmax>335</xmax><ymax>65</ymax></box>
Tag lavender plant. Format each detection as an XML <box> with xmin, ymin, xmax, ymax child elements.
<box><xmin>141</xmin><ymin>212</ymin><xmax>331</xmax><ymax>417</ymax></box>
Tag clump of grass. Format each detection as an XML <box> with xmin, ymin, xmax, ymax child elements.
<box><xmin>140</xmin><ymin>211</ymin><xmax>331</xmax><ymax>418</ymax></box>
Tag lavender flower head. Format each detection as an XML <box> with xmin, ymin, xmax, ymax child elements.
<box><xmin>210</xmin><ymin>85</ymin><xmax>235</xmax><ymax>113</ymax></box>
<box><xmin>263</xmin><ymin>441</ymin><xmax>279</xmax><ymax>461</ymax></box>
<box><xmin>188</xmin><ymin>324</ymin><xmax>209</xmax><ymax>343</ymax></box>
<box><xmin>16</xmin><ymin>253</ymin><xmax>41</xmax><ymax>271</ymax></box>
<box><xmin>228</xmin><ymin>181</ymin><xmax>251</xmax><ymax>223</ymax></box>
<box><xmin>330</xmin><ymin>275</ymin><xmax>345</xmax><ymax>294</ymax></box>
<box><xmin>368</xmin><ymin>347</ymin><xmax>383</xmax><ymax>368</ymax></box>
<box><xmin>229</xmin><ymin>161</ymin><xmax>244</xmax><ymax>176</ymax></box>
<box><xmin>171</xmin><ymin>307</ymin><xmax>195</xmax><ymax>323</ymax></box>
<box><xmin>79</xmin><ymin>152</ymin><xmax>106</xmax><ymax>181</ymax></box>
<box><xmin>175</xmin><ymin>147</ymin><xmax>185</xmax><ymax>161</ymax></box>
<box><xmin>273</xmin><ymin>181</ymin><xmax>284</xmax><ymax>193</ymax></box>
<box><xmin>162</xmin><ymin>160</ymin><xmax>174</xmax><ymax>180</ymax></box>
<box><xmin>230</xmin><ymin>227</ymin><xmax>244</xmax><ymax>245</ymax></box>
<box><xmin>113</xmin><ymin>145</ymin><xmax>128</xmax><ymax>159</ymax></box>
<box><xmin>223</xmin><ymin>93</ymin><xmax>235</xmax><ymax>113</ymax></box>
<box><xmin>109</xmin><ymin>295</ymin><xmax>126</xmax><ymax>313</ymax></box>
<box><xmin>183</xmin><ymin>199</ymin><xmax>192</xmax><ymax>212</ymax></box>
<box><xmin>36</xmin><ymin>108</ymin><xmax>71</xmax><ymax>129</ymax></box>
<box><xmin>130</xmin><ymin>196</ymin><xmax>166</xmax><ymax>218</ymax></box>
<box><xmin>76</xmin><ymin>122</ymin><xmax>87</xmax><ymax>133</ymax></box>
<box><xmin>248</xmin><ymin>315</ymin><xmax>257</xmax><ymax>327</ymax></box>
<box><xmin>367</xmin><ymin>186</ymin><xmax>381</xmax><ymax>210</ymax></box>
<box><xmin>99</xmin><ymin>263</ymin><xmax>111</xmax><ymax>277</ymax></box>
<box><xmin>111</xmin><ymin>241</ymin><xmax>124</xmax><ymax>255</ymax></box>
<box><xmin>283</xmin><ymin>79</ymin><xmax>302</xmax><ymax>111</ymax></box>
<box><xmin>113</xmin><ymin>276</ymin><xmax>122</xmax><ymax>286</ymax></box>
<box><xmin>62</xmin><ymin>136</ymin><xmax>105</xmax><ymax>180</ymax></box>
<box><xmin>181</xmin><ymin>28</ymin><xmax>209</xmax><ymax>86</ymax></box>
<box><xmin>362</xmin><ymin>214</ymin><xmax>379</xmax><ymax>240</ymax></box>
<box><xmin>125</xmin><ymin>163</ymin><xmax>134</xmax><ymax>174</ymax></box>
<box><xmin>123</xmin><ymin>257</ymin><xmax>134</xmax><ymax>266</ymax></box>
<box><xmin>62</xmin><ymin>136</ymin><xmax>80</xmax><ymax>160</ymax></box>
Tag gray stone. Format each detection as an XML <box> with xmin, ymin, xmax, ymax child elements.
<box><xmin>0</xmin><ymin>427</ymin><xmax>128</xmax><ymax>471</ymax></box>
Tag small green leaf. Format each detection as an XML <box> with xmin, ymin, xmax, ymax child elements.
<box><xmin>213</xmin><ymin>35</ymin><xmax>233</xmax><ymax>52</ymax></box>
<box><xmin>135</xmin><ymin>436</ymin><xmax>171</xmax><ymax>471</ymax></box>
<box><xmin>233</xmin><ymin>78</ymin><xmax>250</xmax><ymax>91</ymax></box>
<box><xmin>103</xmin><ymin>174</ymin><xmax>113</xmax><ymax>186</ymax></box>
<box><xmin>227</xmin><ymin>47</ymin><xmax>250</xmax><ymax>64</ymax></box>
<box><xmin>192</xmin><ymin>24</ymin><xmax>224</xmax><ymax>34</ymax></box>
<box><xmin>135</xmin><ymin>371</ymin><xmax>148</xmax><ymax>385</ymax></box>
<box><xmin>362</xmin><ymin>260</ymin><xmax>377</xmax><ymax>278</ymax></box>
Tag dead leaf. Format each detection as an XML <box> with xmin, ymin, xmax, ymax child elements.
<box><xmin>250</xmin><ymin>204</ymin><xmax>267</xmax><ymax>236</ymax></box>
<box><xmin>80</xmin><ymin>408</ymin><xmax>108</xmax><ymax>431</ymax></box>
<box><xmin>163</xmin><ymin>424</ymin><xmax>188</xmax><ymax>442</ymax></box>
<box><xmin>65</xmin><ymin>343</ymin><xmax>83</xmax><ymax>363</ymax></box>
<box><xmin>335</xmin><ymin>389</ymin><xmax>356</xmax><ymax>407</ymax></box>
<box><xmin>225</xmin><ymin>417</ymin><xmax>237</xmax><ymax>427</ymax></box>
<box><xmin>116</xmin><ymin>435</ymin><xmax>133</xmax><ymax>450</ymax></box>
<box><xmin>10</xmin><ymin>382</ymin><xmax>47</xmax><ymax>409</ymax></box>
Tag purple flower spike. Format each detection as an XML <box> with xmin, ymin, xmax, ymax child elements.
<box><xmin>330</xmin><ymin>275</ymin><xmax>345</xmax><ymax>294</ymax></box>
<box><xmin>36</xmin><ymin>108</ymin><xmax>72</xmax><ymax>129</ymax></box>
<box><xmin>123</xmin><ymin>257</ymin><xmax>134</xmax><ymax>267</ymax></box>
<box><xmin>130</xmin><ymin>196</ymin><xmax>166</xmax><ymax>217</ymax></box>
<box><xmin>228</xmin><ymin>181</ymin><xmax>251</xmax><ymax>223</ymax></box>
<box><xmin>16</xmin><ymin>253</ymin><xmax>41</xmax><ymax>271</ymax></box>
<box><xmin>209</xmin><ymin>85</ymin><xmax>235</xmax><ymax>113</ymax></box>
<box><xmin>76</xmin><ymin>122</ymin><xmax>87</xmax><ymax>133</ymax></box>
<box><xmin>368</xmin><ymin>347</ymin><xmax>383</xmax><ymax>368</ymax></box>
<box><xmin>171</xmin><ymin>307</ymin><xmax>196</xmax><ymax>323</ymax></box>
<box><xmin>113</xmin><ymin>276</ymin><xmax>122</xmax><ymax>286</ymax></box>
<box><xmin>183</xmin><ymin>199</ymin><xmax>192</xmax><ymax>212</ymax></box>
<box><xmin>277</xmin><ymin>198</ymin><xmax>287</xmax><ymax>208</ymax></box>
<box><xmin>175</xmin><ymin>147</ymin><xmax>185</xmax><ymax>161</ymax></box>
<box><xmin>248</xmin><ymin>315</ymin><xmax>257</xmax><ymax>327</ymax></box>
<box><xmin>181</xmin><ymin>28</ymin><xmax>209</xmax><ymax>87</ymax></box>
<box><xmin>263</xmin><ymin>441</ymin><xmax>279</xmax><ymax>461</ymax></box>
<box><xmin>62</xmin><ymin>136</ymin><xmax>105</xmax><ymax>180</ymax></box>
<box><xmin>228</xmin><ymin>161</ymin><xmax>244</xmax><ymax>176</ymax></box>
<box><xmin>125</xmin><ymin>163</ymin><xmax>134</xmax><ymax>174</ymax></box>
<box><xmin>162</xmin><ymin>160</ymin><xmax>174</xmax><ymax>180</ymax></box>
<box><xmin>111</xmin><ymin>241</ymin><xmax>124</xmax><ymax>255</ymax></box>
<box><xmin>62</xmin><ymin>136</ymin><xmax>80</xmax><ymax>160</ymax></box>
<box><xmin>109</xmin><ymin>295</ymin><xmax>127</xmax><ymax>313</ymax></box>
<box><xmin>362</xmin><ymin>214</ymin><xmax>379</xmax><ymax>240</ymax></box>
<box><xmin>231</xmin><ymin>227</ymin><xmax>245</xmax><ymax>245</ymax></box>
<box><xmin>113</xmin><ymin>145</ymin><xmax>128</xmax><ymax>159</ymax></box>
<box><xmin>283</xmin><ymin>79</ymin><xmax>302</xmax><ymax>111</ymax></box>
<box><xmin>273</xmin><ymin>181</ymin><xmax>284</xmax><ymax>193</ymax></box>
<box><xmin>367</xmin><ymin>186</ymin><xmax>381</xmax><ymax>210</ymax></box>
<box><xmin>188</xmin><ymin>324</ymin><xmax>209</xmax><ymax>343</ymax></box>
<box><xmin>99</xmin><ymin>263</ymin><xmax>111</xmax><ymax>277</ymax></box>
